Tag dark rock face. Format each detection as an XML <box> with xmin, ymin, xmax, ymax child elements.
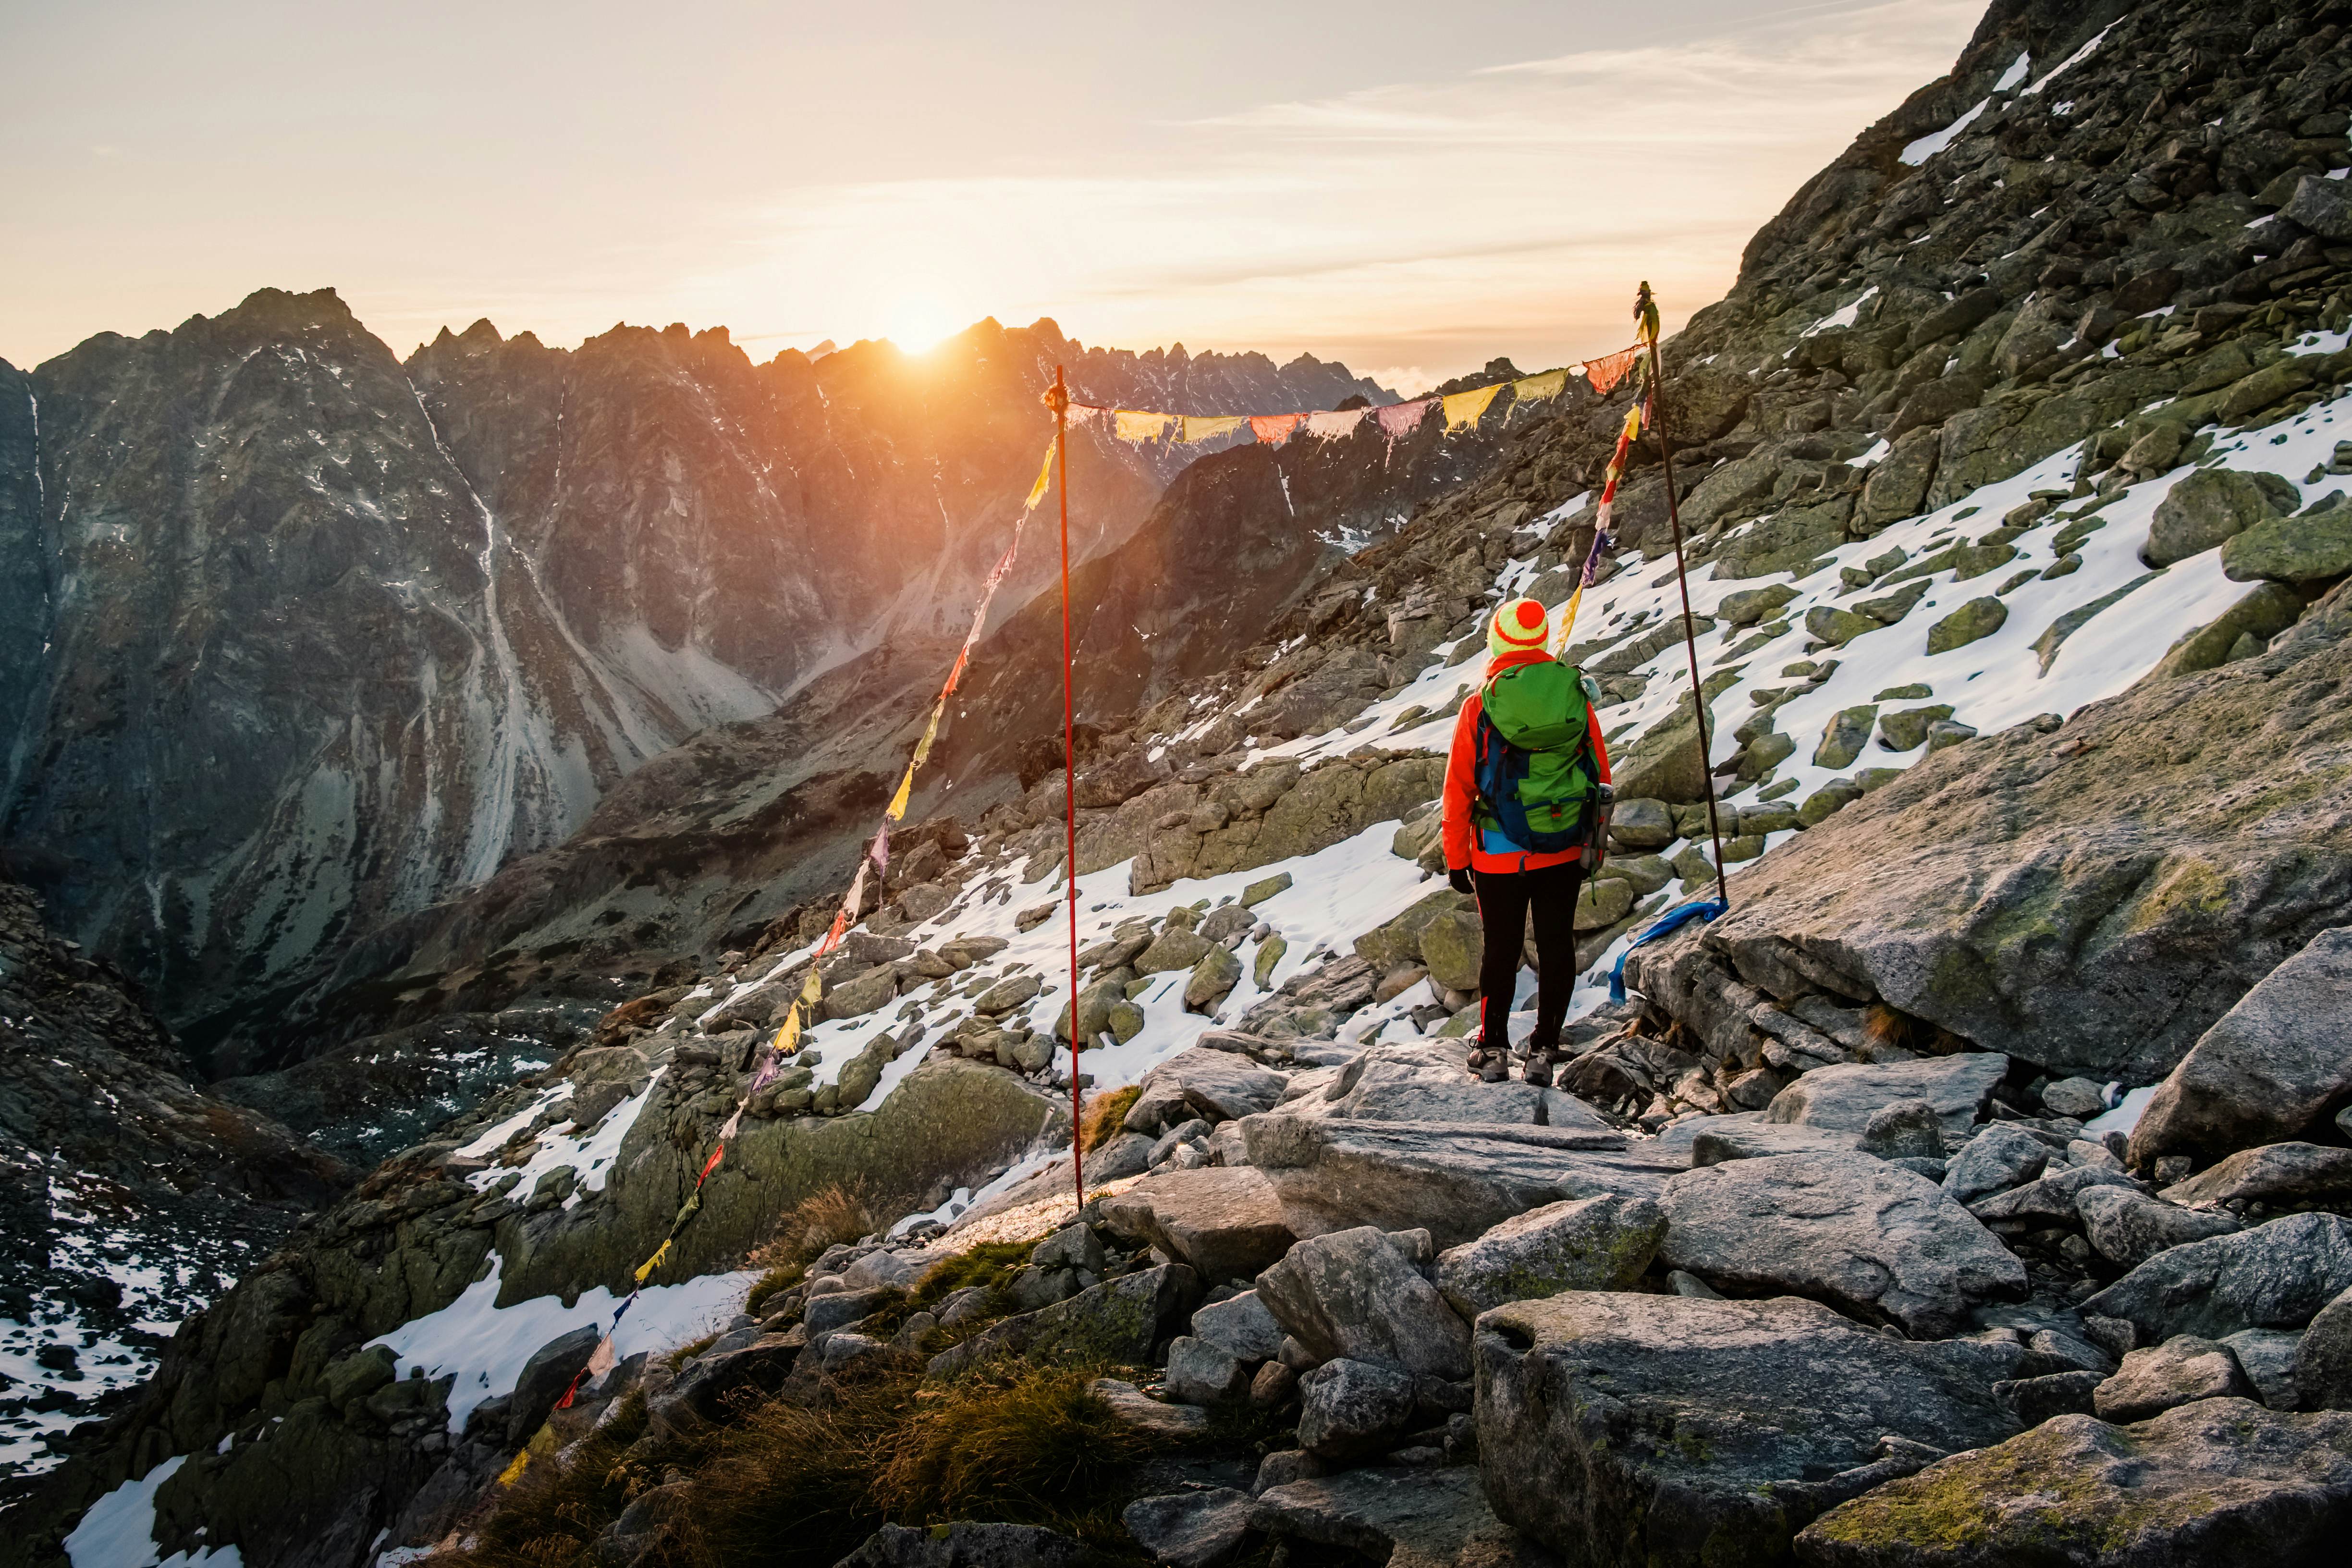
<box><xmin>1798</xmin><ymin>1399</ymin><xmax>2352</xmax><ymax>1567</ymax></box>
<box><xmin>2130</xmin><ymin>927</ymin><xmax>2352</xmax><ymax>1164</ymax></box>
<box><xmin>1625</xmin><ymin>580</ymin><xmax>2352</xmax><ymax>1085</ymax></box>
<box><xmin>2082</xmin><ymin>1213</ymin><xmax>2352</xmax><ymax>1343</ymax></box>
<box><xmin>0</xmin><ymin>293</ymin><xmax>1385</xmax><ymax>1066</ymax></box>
<box><xmin>0</xmin><ymin>876</ymin><xmax>343</xmax><ymax>1480</ymax></box>
<box><xmin>1475</xmin><ymin>1292</ymin><xmax>2019</xmax><ymax>1567</ymax></box>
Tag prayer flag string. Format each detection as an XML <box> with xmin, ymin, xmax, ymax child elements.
<box><xmin>503</xmin><ymin>323</ymin><xmax>1673</xmax><ymax>1481</ymax></box>
<box><xmin>1067</xmin><ymin>342</ymin><xmax>1643</xmax><ymax>454</ymax></box>
<box><xmin>513</xmin><ymin>433</ymin><xmax>1059</xmax><ymax>1480</ymax></box>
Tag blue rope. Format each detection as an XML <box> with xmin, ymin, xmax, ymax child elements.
<box><xmin>1608</xmin><ymin>896</ymin><xmax>1727</xmax><ymax>1004</ymax></box>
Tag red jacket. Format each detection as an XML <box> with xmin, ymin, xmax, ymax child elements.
<box><xmin>1441</xmin><ymin>649</ymin><xmax>1612</xmax><ymax>875</ymax></box>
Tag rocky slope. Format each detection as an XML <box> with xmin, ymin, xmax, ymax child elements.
<box><xmin>15</xmin><ymin>0</ymin><xmax>2352</xmax><ymax>1561</ymax></box>
<box><xmin>0</xmin><ymin>877</ymin><xmax>343</xmax><ymax>1490</ymax></box>
<box><xmin>0</xmin><ymin>296</ymin><xmax>1382</xmax><ymax>1066</ymax></box>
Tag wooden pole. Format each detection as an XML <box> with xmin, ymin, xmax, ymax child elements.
<box><xmin>1050</xmin><ymin>366</ymin><xmax>1085</xmax><ymax>1207</ymax></box>
<box><xmin>1636</xmin><ymin>283</ymin><xmax>1730</xmax><ymax>910</ymax></box>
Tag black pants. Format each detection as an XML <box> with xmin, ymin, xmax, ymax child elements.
<box><xmin>1470</xmin><ymin>861</ymin><xmax>1582</xmax><ymax>1054</ymax></box>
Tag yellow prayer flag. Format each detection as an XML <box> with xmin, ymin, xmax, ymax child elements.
<box><xmin>1023</xmin><ymin>440</ymin><xmax>1055</xmax><ymax>511</ymax></box>
<box><xmin>1442</xmin><ymin>384</ymin><xmax>1504</xmax><ymax>432</ymax></box>
<box><xmin>633</xmin><ymin>1238</ymin><xmax>672</xmax><ymax>1283</ymax></box>
<box><xmin>909</xmin><ymin>704</ymin><xmax>943</xmax><ymax>769</ymax></box>
<box><xmin>885</xmin><ymin>765</ymin><xmax>914</xmax><ymax>821</ymax></box>
<box><xmin>1555</xmin><ymin>585</ymin><xmax>1586</xmax><ymax>652</ymax></box>
<box><xmin>1512</xmin><ymin>370</ymin><xmax>1568</xmax><ymax>404</ymax></box>
<box><xmin>1115</xmin><ymin>410</ymin><xmax>1172</xmax><ymax>443</ymax></box>
<box><xmin>497</xmin><ymin>1448</ymin><xmax>532</xmax><ymax>1487</ymax></box>
<box><xmin>1180</xmin><ymin>414</ymin><xmax>1246</xmax><ymax>443</ymax></box>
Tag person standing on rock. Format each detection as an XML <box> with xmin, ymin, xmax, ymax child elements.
<box><xmin>1441</xmin><ymin>596</ymin><xmax>1611</xmax><ymax>1085</ymax></box>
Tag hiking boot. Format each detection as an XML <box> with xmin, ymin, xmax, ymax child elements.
<box><xmin>1466</xmin><ymin>1046</ymin><xmax>1509</xmax><ymax>1084</ymax></box>
<box><xmin>1523</xmin><ymin>1045</ymin><xmax>1559</xmax><ymax>1088</ymax></box>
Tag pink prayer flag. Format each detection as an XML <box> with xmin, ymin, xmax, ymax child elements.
<box><xmin>1249</xmin><ymin>413</ymin><xmax>1307</xmax><ymax>444</ymax></box>
<box><xmin>1375</xmin><ymin>399</ymin><xmax>1434</xmax><ymax>439</ymax></box>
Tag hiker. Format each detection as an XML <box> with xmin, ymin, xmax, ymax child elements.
<box><xmin>1440</xmin><ymin>595</ymin><xmax>1613</xmax><ymax>1085</ymax></box>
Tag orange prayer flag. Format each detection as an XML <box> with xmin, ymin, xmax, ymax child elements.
<box><xmin>1583</xmin><ymin>347</ymin><xmax>1641</xmax><ymax>397</ymax></box>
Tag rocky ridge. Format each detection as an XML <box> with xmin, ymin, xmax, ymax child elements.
<box><xmin>0</xmin><ymin>877</ymin><xmax>342</xmax><ymax>1488</ymax></box>
<box><xmin>0</xmin><ymin>298</ymin><xmax>1385</xmax><ymax>1064</ymax></box>
<box><xmin>16</xmin><ymin>0</ymin><xmax>2352</xmax><ymax>1562</ymax></box>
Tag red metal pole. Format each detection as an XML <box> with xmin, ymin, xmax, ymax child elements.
<box><xmin>1052</xmin><ymin>367</ymin><xmax>1084</xmax><ymax>1208</ymax></box>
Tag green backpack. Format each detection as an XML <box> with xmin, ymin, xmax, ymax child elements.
<box><xmin>1472</xmin><ymin>661</ymin><xmax>1597</xmax><ymax>853</ymax></box>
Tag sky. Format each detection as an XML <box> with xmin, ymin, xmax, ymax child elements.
<box><xmin>0</xmin><ymin>0</ymin><xmax>1985</xmax><ymax>394</ymax></box>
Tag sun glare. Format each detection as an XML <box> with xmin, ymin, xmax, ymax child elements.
<box><xmin>882</xmin><ymin>295</ymin><xmax>961</xmax><ymax>354</ymax></box>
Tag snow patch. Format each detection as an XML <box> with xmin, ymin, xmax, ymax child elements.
<box><xmin>366</xmin><ymin>1255</ymin><xmax>758</xmax><ymax>1434</ymax></box>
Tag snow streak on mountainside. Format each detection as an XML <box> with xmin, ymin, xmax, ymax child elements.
<box><xmin>0</xmin><ymin>293</ymin><xmax>1386</xmax><ymax>1064</ymax></box>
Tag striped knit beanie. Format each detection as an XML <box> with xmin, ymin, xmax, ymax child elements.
<box><xmin>1487</xmin><ymin>596</ymin><xmax>1550</xmax><ymax>659</ymax></box>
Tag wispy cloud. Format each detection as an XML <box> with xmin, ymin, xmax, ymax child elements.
<box><xmin>680</xmin><ymin>0</ymin><xmax>1977</xmax><ymax>380</ymax></box>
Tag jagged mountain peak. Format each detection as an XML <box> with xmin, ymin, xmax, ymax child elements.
<box><xmin>0</xmin><ymin>285</ymin><xmax>1398</xmax><ymax>1058</ymax></box>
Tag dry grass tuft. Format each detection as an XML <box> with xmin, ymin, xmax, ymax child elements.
<box><xmin>667</xmin><ymin>1355</ymin><xmax>1161</xmax><ymax>1565</ymax></box>
<box><xmin>745</xmin><ymin>1184</ymin><xmax>877</xmax><ymax>1314</ymax></box>
<box><xmin>441</xmin><ymin>1392</ymin><xmax>652</xmax><ymax>1568</ymax></box>
<box><xmin>1864</xmin><ymin>1004</ymin><xmax>1970</xmax><ymax>1058</ymax></box>
<box><xmin>1080</xmin><ymin>1085</ymin><xmax>1142</xmax><ymax>1152</ymax></box>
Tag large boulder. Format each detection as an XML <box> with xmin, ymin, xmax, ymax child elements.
<box><xmin>1121</xmin><ymin>1488</ymin><xmax>1254</xmax><ymax>1568</ymax></box>
<box><xmin>1249</xmin><ymin>1466</ymin><xmax>1510</xmax><ymax>1564</ymax></box>
<box><xmin>2295</xmin><ymin>1286</ymin><xmax>2352</xmax><ymax>1412</ymax></box>
<box><xmin>1238</xmin><ymin>1114</ymin><xmax>1667</xmax><ymax>1249</ymax></box>
<box><xmin>927</xmin><ymin>1263</ymin><xmax>1200</xmax><ymax>1378</ymax></box>
<box><xmin>2130</xmin><ymin>927</ymin><xmax>2352</xmax><ymax>1165</ymax></box>
<box><xmin>1939</xmin><ymin>1123</ymin><xmax>2047</xmax><ymax>1204</ymax></box>
<box><xmin>2093</xmin><ymin>1335</ymin><xmax>2254</xmax><ymax>1422</ymax></box>
<box><xmin>2222</xmin><ymin>506</ymin><xmax>2352</xmax><ymax>584</ymax></box>
<box><xmin>1476</xmin><ymin>1292</ymin><xmax>2019</xmax><ymax>1565</ymax></box>
<box><xmin>1189</xmin><ymin>1290</ymin><xmax>1285</xmax><ymax>1364</ymax></box>
<box><xmin>2161</xmin><ymin>1142</ymin><xmax>2352</xmax><ymax>1211</ymax></box>
<box><xmin>504</xmin><ymin>1326</ymin><xmax>601</xmax><ymax>1445</ymax></box>
<box><xmin>2144</xmin><ymin>468</ymin><xmax>2293</xmax><ymax>566</ymax></box>
<box><xmin>1618</xmin><ymin>579</ymin><xmax>2352</xmax><ymax>1085</ymax></box>
<box><xmin>1797</xmin><ymin>1400</ymin><xmax>2352</xmax><ymax>1567</ymax></box>
<box><xmin>1433</xmin><ymin>1193</ymin><xmax>1666</xmax><ymax>1319</ymax></box>
<box><xmin>1255</xmin><ymin>1226</ymin><xmax>1471</xmax><ymax>1379</ymax></box>
<box><xmin>1658</xmin><ymin>1152</ymin><xmax>2025</xmax><ymax>1336</ymax></box>
<box><xmin>2075</xmin><ymin>1184</ymin><xmax>2241</xmax><ymax>1269</ymax></box>
<box><xmin>1096</xmin><ymin>1167</ymin><xmax>1297</xmax><ymax>1284</ymax></box>
<box><xmin>2081</xmin><ymin>1213</ymin><xmax>2352</xmax><ymax>1343</ymax></box>
<box><xmin>1296</xmin><ymin>1358</ymin><xmax>1418</xmax><ymax>1460</ymax></box>
<box><xmin>1764</xmin><ymin>1055</ymin><xmax>2007</xmax><ymax>1139</ymax></box>
<box><xmin>1320</xmin><ymin>1040</ymin><xmax>1615</xmax><ymax>1131</ymax></box>
<box><xmin>1131</xmin><ymin>1045</ymin><xmax>1290</xmax><ymax>1127</ymax></box>
<box><xmin>1353</xmin><ymin>889</ymin><xmax>1473</xmax><ymax>976</ymax></box>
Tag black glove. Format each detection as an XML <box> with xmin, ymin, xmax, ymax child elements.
<box><xmin>1448</xmin><ymin>868</ymin><xmax>1474</xmax><ymax>896</ymax></box>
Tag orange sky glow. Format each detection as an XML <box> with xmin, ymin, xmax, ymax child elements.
<box><xmin>1</xmin><ymin>0</ymin><xmax>1984</xmax><ymax>394</ymax></box>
